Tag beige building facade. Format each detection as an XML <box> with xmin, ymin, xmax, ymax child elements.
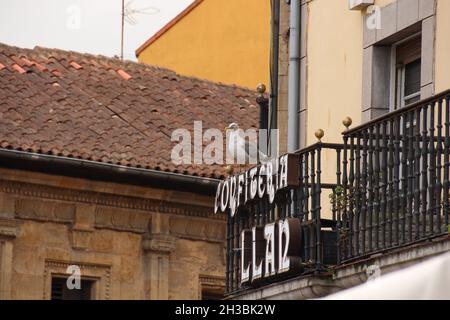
<box><xmin>274</xmin><ymin>0</ymin><xmax>450</xmax><ymax>217</ymax></box>
<box><xmin>224</xmin><ymin>0</ymin><xmax>450</xmax><ymax>300</ymax></box>
<box><xmin>276</xmin><ymin>0</ymin><xmax>450</xmax><ymax>153</ymax></box>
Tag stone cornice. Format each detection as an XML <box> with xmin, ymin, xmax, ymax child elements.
<box><xmin>142</xmin><ymin>234</ymin><xmax>177</xmax><ymax>253</ymax></box>
<box><xmin>199</xmin><ymin>275</ymin><xmax>226</xmax><ymax>288</ymax></box>
<box><xmin>0</xmin><ymin>179</ymin><xmax>224</xmax><ymax>221</ymax></box>
<box><xmin>0</xmin><ymin>218</ymin><xmax>20</xmax><ymax>239</ymax></box>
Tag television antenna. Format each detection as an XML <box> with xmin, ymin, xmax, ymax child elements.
<box><xmin>121</xmin><ymin>0</ymin><xmax>160</xmax><ymax>60</ymax></box>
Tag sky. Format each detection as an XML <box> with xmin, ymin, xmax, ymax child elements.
<box><xmin>0</xmin><ymin>0</ymin><xmax>194</xmax><ymax>61</ymax></box>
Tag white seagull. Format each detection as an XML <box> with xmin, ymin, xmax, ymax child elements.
<box><xmin>225</xmin><ymin>123</ymin><xmax>269</xmax><ymax>166</ymax></box>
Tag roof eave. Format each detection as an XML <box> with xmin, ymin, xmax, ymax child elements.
<box><xmin>0</xmin><ymin>148</ymin><xmax>220</xmax><ymax>195</ymax></box>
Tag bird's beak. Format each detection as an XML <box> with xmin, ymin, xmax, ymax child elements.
<box><xmin>224</xmin><ymin>126</ymin><xmax>229</xmax><ymax>132</ymax></box>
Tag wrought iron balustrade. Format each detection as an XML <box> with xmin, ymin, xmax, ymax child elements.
<box><xmin>225</xmin><ymin>142</ymin><xmax>343</xmax><ymax>294</ymax></box>
<box><xmin>339</xmin><ymin>90</ymin><xmax>450</xmax><ymax>263</ymax></box>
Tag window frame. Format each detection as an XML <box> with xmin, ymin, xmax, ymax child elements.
<box><xmin>50</xmin><ymin>274</ymin><xmax>98</xmax><ymax>300</ymax></box>
<box><xmin>43</xmin><ymin>259</ymin><xmax>111</xmax><ymax>300</ymax></box>
<box><xmin>389</xmin><ymin>32</ymin><xmax>422</xmax><ymax>112</ymax></box>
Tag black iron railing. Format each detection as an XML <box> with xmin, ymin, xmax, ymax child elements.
<box><xmin>339</xmin><ymin>90</ymin><xmax>450</xmax><ymax>263</ymax></box>
<box><xmin>225</xmin><ymin>89</ymin><xmax>450</xmax><ymax>295</ymax></box>
<box><xmin>225</xmin><ymin>143</ymin><xmax>343</xmax><ymax>294</ymax></box>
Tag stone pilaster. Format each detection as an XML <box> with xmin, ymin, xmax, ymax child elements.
<box><xmin>0</xmin><ymin>219</ymin><xmax>20</xmax><ymax>300</ymax></box>
<box><xmin>143</xmin><ymin>212</ymin><xmax>176</xmax><ymax>300</ymax></box>
<box><xmin>142</xmin><ymin>233</ymin><xmax>176</xmax><ymax>300</ymax></box>
<box><xmin>70</xmin><ymin>203</ymin><xmax>95</xmax><ymax>250</ymax></box>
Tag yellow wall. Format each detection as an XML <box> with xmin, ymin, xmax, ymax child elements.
<box><xmin>137</xmin><ymin>0</ymin><xmax>270</xmax><ymax>89</ymax></box>
<box><xmin>302</xmin><ymin>0</ymin><xmax>418</xmax><ymax>218</ymax></box>
<box><xmin>435</xmin><ymin>0</ymin><xmax>450</xmax><ymax>93</ymax></box>
<box><xmin>305</xmin><ymin>0</ymin><xmax>449</xmax><ymax>146</ymax></box>
<box><xmin>306</xmin><ymin>0</ymin><xmax>364</xmax><ymax>146</ymax></box>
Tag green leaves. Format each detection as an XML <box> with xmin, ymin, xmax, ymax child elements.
<box><xmin>329</xmin><ymin>185</ymin><xmax>347</xmax><ymax>211</ymax></box>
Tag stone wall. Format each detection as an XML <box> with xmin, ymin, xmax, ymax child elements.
<box><xmin>0</xmin><ymin>168</ymin><xmax>225</xmax><ymax>300</ymax></box>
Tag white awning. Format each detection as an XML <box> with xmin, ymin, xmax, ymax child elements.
<box><xmin>323</xmin><ymin>252</ymin><xmax>450</xmax><ymax>300</ymax></box>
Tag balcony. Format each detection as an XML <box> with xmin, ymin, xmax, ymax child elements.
<box><xmin>339</xmin><ymin>89</ymin><xmax>450</xmax><ymax>262</ymax></box>
<box><xmin>225</xmin><ymin>143</ymin><xmax>344</xmax><ymax>294</ymax></box>
<box><xmin>224</xmin><ymin>89</ymin><xmax>450</xmax><ymax>297</ymax></box>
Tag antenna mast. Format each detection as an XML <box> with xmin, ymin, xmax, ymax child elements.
<box><xmin>120</xmin><ymin>0</ymin><xmax>160</xmax><ymax>61</ymax></box>
<box><xmin>121</xmin><ymin>0</ymin><xmax>125</xmax><ymax>60</ymax></box>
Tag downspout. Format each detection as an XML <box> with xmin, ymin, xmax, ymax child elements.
<box><xmin>257</xmin><ymin>86</ymin><xmax>269</xmax><ymax>131</ymax></box>
<box><xmin>269</xmin><ymin>0</ymin><xmax>280</xmax><ymax>156</ymax></box>
<box><xmin>287</xmin><ymin>0</ymin><xmax>301</xmax><ymax>153</ymax></box>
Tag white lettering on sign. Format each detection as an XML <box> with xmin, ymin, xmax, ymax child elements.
<box><xmin>241</xmin><ymin>218</ymin><xmax>302</xmax><ymax>284</ymax></box>
<box><xmin>249</xmin><ymin>167</ymin><xmax>258</xmax><ymax>200</ymax></box>
<box><xmin>257</xmin><ymin>164</ymin><xmax>266</xmax><ymax>199</ymax></box>
<box><xmin>214</xmin><ymin>181</ymin><xmax>222</xmax><ymax>214</ymax></box>
<box><xmin>278</xmin><ymin>219</ymin><xmax>291</xmax><ymax>273</ymax></box>
<box><xmin>229</xmin><ymin>176</ymin><xmax>236</xmax><ymax>217</ymax></box>
<box><xmin>266</xmin><ymin>162</ymin><xmax>275</xmax><ymax>203</ymax></box>
<box><xmin>279</xmin><ymin>154</ymin><xmax>288</xmax><ymax>189</ymax></box>
<box><xmin>215</xmin><ymin>154</ymin><xmax>299</xmax><ymax>216</ymax></box>
<box><xmin>264</xmin><ymin>223</ymin><xmax>276</xmax><ymax>277</ymax></box>
<box><xmin>219</xmin><ymin>180</ymin><xmax>229</xmax><ymax>212</ymax></box>
<box><xmin>251</xmin><ymin>226</ymin><xmax>264</xmax><ymax>281</ymax></box>
<box><xmin>241</xmin><ymin>229</ymin><xmax>252</xmax><ymax>283</ymax></box>
<box><xmin>237</xmin><ymin>174</ymin><xmax>245</xmax><ymax>208</ymax></box>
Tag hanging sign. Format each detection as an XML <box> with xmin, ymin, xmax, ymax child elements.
<box><xmin>214</xmin><ymin>153</ymin><xmax>300</xmax><ymax>216</ymax></box>
<box><xmin>241</xmin><ymin>218</ymin><xmax>302</xmax><ymax>284</ymax></box>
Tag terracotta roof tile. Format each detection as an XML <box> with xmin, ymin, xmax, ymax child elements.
<box><xmin>117</xmin><ymin>69</ymin><xmax>131</xmax><ymax>80</ymax></box>
<box><xmin>69</xmin><ymin>61</ymin><xmax>82</xmax><ymax>70</ymax></box>
<box><xmin>0</xmin><ymin>43</ymin><xmax>259</xmax><ymax>179</ymax></box>
<box><xmin>12</xmin><ymin>63</ymin><xmax>26</xmax><ymax>74</ymax></box>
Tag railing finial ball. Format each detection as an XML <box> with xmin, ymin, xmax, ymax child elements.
<box><xmin>225</xmin><ymin>165</ymin><xmax>234</xmax><ymax>176</ymax></box>
<box><xmin>343</xmin><ymin>117</ymin><xmax>353</xmax><ymax>130</ymax></box>
<box><xmin>256</xmin><ymin>83</ymin><xmax>266</xmax><ymax>94</ymax></box>
<box><xmin>315</xmin><ymin>129</ymin><xmax>324</xmax><ymax>142</ymax></box>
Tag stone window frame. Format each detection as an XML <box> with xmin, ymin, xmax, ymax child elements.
<box><xmin>43</xmin><ymin>259</ymin><xmax>111</xmax><ymax>300</ymax></box>
<box><xmin>362</xmin><ymin>0</ymin><xmax>436</xmax><ymax>122</ymax></box>
<box><xmin>198</xmin><ymin>275</ymin><xmax>225</xmax><ymax>300</ymax></box>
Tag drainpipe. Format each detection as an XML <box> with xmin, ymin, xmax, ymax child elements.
<box><xmin>287</xmin><ymin>0</ymin><xmax>301</xmax><ymax>153</ymax></box>
<box><xmin>269</xmin><ymin>0</ymin><xmax>280</xmax><ymax>157</ymax></box>
<box><xmin>256</xmin><ymin>84</ymin><xmax>269</xmax><ymax>157</ymax></box>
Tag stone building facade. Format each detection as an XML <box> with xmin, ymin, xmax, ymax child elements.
<box><xmin>0</xmin><ymin>168</ymin><xmax>226</xmax><ymax>299</ymax></box>
<box><xmin>0</xmin><ymin>43</ymin><xmax>259</xmax><ymax>299</ymax></box>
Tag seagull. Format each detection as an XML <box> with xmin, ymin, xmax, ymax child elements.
<box><xmin>225</xmin><ymin>123</ymin><xmax>269</xmax><ymax>168</ymax></box>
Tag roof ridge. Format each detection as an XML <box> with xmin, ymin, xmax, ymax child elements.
<box><xmin>25</xmin><ymin>43</ymin><xmax>253</xmax><ymax>91</ymax></box>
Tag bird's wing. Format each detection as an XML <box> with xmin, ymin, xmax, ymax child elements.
<box><xmin>244</xmin><ymin>139</ymin><xmax>268</xmax><ymax>164</ymax></box>
<box><xmin>229</xmin><ymin>131</ymin><xmax>270</xmax><ymax>164</ymax></box>
<box><xmin>228</xmin><ymin>131</ymin><xmax>240</xmax><ymax>153</ymax></box>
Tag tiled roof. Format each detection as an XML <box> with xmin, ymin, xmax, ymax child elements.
<box><xmin>0</xmin><ymin>43</ymin><xmax>259</xmax><ymax>179</ymax></box>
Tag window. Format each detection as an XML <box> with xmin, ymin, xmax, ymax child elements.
<box><xmin>201</xmin><ymin>287</ymin><xmax>224</xmax><ymax>300</ymax></box>
<box><xmin>391</xmin><ymin>34</ymin><xmax>422</xmax><ymax>110</ymax></box>
<box><xmin>199</xmin><ymin>275</ymin><xmax>225</xmax><ymax>300</ymax></box>
<box><xmin>51</xmin><ymin>276</ymin><xmax>95</xmax><ymax>300</ymax></box>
